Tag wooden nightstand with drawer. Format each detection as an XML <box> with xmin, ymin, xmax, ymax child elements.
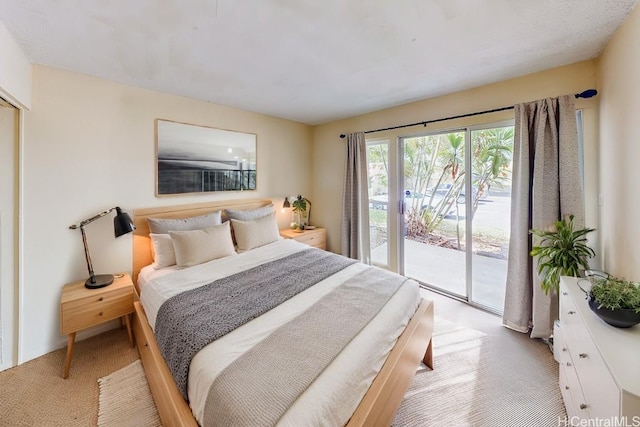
<box><xmin>280</xmin><ymin>227</ymin><xmax>327</xmax><ymax>250</ymax></box>
<box><xmin>60</xmin><ymin>273</ymin><xmax>135</xmax><ymax>378</ymax></box>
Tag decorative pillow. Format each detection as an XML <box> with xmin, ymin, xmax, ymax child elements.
<box><xmin>147</xmin><ymin>211</ymin><xmax>222</xmax><ymax>234</ymax></box>
<box><xmin>224</xmin><ymin>204</ymin><xmax>274</xmax><ymax>221</ymax></box>
<box><xmin>169</xmin><ymin>222</ymin><xmax>236</xmax><ymax>268</ymax></box>
<box><xmin>149</xmin><ymin>233</ymin><xmax>177</xmax><ymax>269</ymax></box>
<box><xmin>231</xmin><ymin>212</ymin><xmax>280</xmax><ymax>253</ymax></box>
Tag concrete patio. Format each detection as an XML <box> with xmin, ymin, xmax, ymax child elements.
<box><xmin>372</xmin><ymin>239</ymin><xmax>507</xmax><ymax>312</ymax></box>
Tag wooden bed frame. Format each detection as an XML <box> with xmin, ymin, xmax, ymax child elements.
<box><xmin>131</xmin><ymin>198</ymin><xmax>434</xmax><ymax>427</ymax></box>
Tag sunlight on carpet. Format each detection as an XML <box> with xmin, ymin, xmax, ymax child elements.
<box><xmin>393</xmin><ymin>317</ymin><xmax>566</xmax><ymax>427</ymax></box>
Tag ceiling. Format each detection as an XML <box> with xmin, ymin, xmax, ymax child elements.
<box><xmin>0</xmin><ymin>1</ymin><xmax>637</xmax><ymax>125</ymax></box>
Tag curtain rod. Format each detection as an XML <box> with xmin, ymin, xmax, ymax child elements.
<box><xmin>339</xmin><ymin>89</ymin><xmax>598</xmax><ymax>138</ymax></box>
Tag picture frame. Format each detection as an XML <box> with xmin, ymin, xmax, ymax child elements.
<box><xmin>155</xmin><ymin>119</ymin><xmax>257</xmax><ymax>196</ymax></box>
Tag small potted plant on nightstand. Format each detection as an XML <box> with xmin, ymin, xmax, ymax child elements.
<box><xmin>530</xmin><ymin>214</ymin><xmax>595</xmax><ymax>294</ymax></box>
<box><xmin>291</xmin><ymin>195</ymin><xmax>307</xmax><ymax>232</ymax></box>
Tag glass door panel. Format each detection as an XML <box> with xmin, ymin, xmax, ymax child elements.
<box><xmin>365</xmin><ymin>124</ymin><xmax>514</xmax><ymax>314</ymax></box>
<box><xmin>470</xmin><ymin>126</ymin><xmax>514</xmax><ymax>312</ymax></box>
<box><xmin>366</xmin><ymin>141</ymin><xmax>390</xmax><ymax>268</ymax></box>
<box><xmin>402</xmin><ymin>132</ymin><xmax>467</xmax><ymax>298</ymax></box>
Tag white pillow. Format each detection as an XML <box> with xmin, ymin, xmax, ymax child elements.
<box><xmin>231</xmin><ymin>212</ymin><xmax>280</xmax><ymax>253</ymax></box>
<box><xmin>169</xmin><ymin>222</ymin><xmax>236</xmax><ymax>268</ymax></box>
<box><xmin>147</xmin><ymin>210</ymin><xmax>222</xmax><ymax>234</ymax></box>
<box><xmin>149</xmin><ymin>233</ymin><xmax>177</xmax><ymax>269</ymax></box>
<box><xmin>224</xmin><ymin>205</ymin><xmax>274</xmax><ymax>221</ymax></box>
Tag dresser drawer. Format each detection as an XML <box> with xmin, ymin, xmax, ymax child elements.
<box><xmin>61</xmin><ymin>286</ymin><xmax>134</xmax><ymax>334</ymax></box>
<box><xmin>560</xmin><ymin>291</ymin><xmax>620</xmax><ymax>419</ymax></box>
<box><xmin>559</xmin><ymin>277</ymin><xmax>640</xmax><ymax>420</ymax></box>
<box><xmin>553</xmin><ymin>320</ymin><xmax>563</xmax><ymax>363</ymax></box>
<box><xmin>565</xmin><ymin>325</ymin><xmax>620</xmax><ymax>418</ymax></box>
<box><xmin>560</xmin><ymin>358</ymin><xmax>591</xmax><ymax>421</ymax></box>
<box><xmin>559</xmin><ymin>366</ymin><xmax>575</xmax><ymax>417</ymax></box>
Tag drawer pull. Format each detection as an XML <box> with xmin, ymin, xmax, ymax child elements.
<box><xmin>566</xmin><ymin>362</ymin><xmax>572</xmax><ymax>367</ymax></box>
<box><xmin>568</xmin><ymin>311</ymin><xmax>576</xmax><ymax>315</ymax></box>
<box><xmin>580</xmin><ymin>404</ymin><xmax>588</xmax><ymax>410</ymax></box>
<box><xmin>562</xmin><ymin>292</ymin><xmax>568</xmax><ymax>296</ymax></box>
<box><xmin>579</xmin><ymin>353</ymin><xmax>588</xmax><ymax>358</ymax></box>
<box><xmin>98</xmin><ymin>297</ymin><xmax>104</xmax><ymax>302</ymax></box>
<box><xmin>565</xmin><ymin>386</ymin><xmax>569</xmax><ymax>390</ymax></box>
<box><xmin>99</xmin><ymin>311</ymin><xmax>104</xmax><ymax>316</ymax></box>
<box><xmin>562</xmin><ymin>347</ymin><xmax>567</xmax><ymax>352</ymax></box>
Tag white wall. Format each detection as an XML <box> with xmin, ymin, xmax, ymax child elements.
<box><xmin>21</xmin><ymin>65</ymin><xmax>312</xmax><ymax>363</ymax></box>
<box><xmin>312</xmin><ymin>61</ymin><xmax>600</xmax><ymax>258</ymax></box>
<box><xmin>597</xmin><ymin>4</ymin><xmax>640</xmax><ymax>279</ymax></box>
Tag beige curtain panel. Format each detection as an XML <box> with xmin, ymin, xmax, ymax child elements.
<box><xmin>341</xmin><ymin>132</ymin><xmax>371</xmax><ymax>263</ymax></box>
<box><xmin>502</xmin><ymin>95</ymin><xmax>584</xmax><ymax>338</ymax></box>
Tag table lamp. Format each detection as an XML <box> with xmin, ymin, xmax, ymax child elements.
<box><xmin>69</xmin><ymin>206</ymin><xmax>135</xmax><ymax>289</ymax></box>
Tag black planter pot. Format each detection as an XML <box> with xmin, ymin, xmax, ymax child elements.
<box><xmin>588</xmin><ymin>296</ymin><xmax>640</xmax><ymax>328</ymax></box>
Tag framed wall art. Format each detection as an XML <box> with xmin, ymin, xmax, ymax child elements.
<box><xmin>155</xmin><ymin>119</ymin><xmax>257</xmax><ymax>196</ymax></box>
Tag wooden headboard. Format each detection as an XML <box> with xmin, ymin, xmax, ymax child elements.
<box><xmin>132</xmin><ymin>198</ymin><xmax>272</xmax><ymax>289</ymax></box>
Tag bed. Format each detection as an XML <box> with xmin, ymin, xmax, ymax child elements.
<box><xmin>130</xmin><ymin>198</ymin><xmax>434</xmax><ymax>426</ymax></box>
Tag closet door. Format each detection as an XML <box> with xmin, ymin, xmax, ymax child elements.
<box><xmin>0</xmin><ymin>100</ymin><xmax>19</xmax><ymax>370</ymax></box>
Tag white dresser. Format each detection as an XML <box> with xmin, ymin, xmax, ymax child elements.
<box><xmin>556</xmin><ymin>277</ymin><xmax>640</xmax><ymax>422</ymax></box>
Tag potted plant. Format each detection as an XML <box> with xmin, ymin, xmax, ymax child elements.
<box><xmin>530</xmin><ymin>214</ymin><xmax>595</xmax><ymax>294</ymax></box>
<box><xmin>291</xmin><ymin>195</ymin><xmax>307</xmax><ymax>231</ymax></box>
<box><xmin>588</xmin><ymin>275</ymin><xmax>640</xmax><ymax>328</ymax></box>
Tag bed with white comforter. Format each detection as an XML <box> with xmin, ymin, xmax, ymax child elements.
<box><xmin>139</xmin><ymin>238</ymin><xmax>420</xmax><ymax>426</ymax></box>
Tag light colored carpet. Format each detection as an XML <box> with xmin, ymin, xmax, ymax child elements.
<box><xmin>393</xmin><ymin>317</ymin><xmax>566</xmax><ymax>426</ymax></box>
<box><xmin>0</xmin><ymin>315</ymin><xmax>563</xmax><ymax>426</ymax></box>
<box><xmin>97</xmin><ymin>317</ymin><xmax>565</xmax><ymax>427</ymax></box>
<box><xmin>98</xmin><ymin>360</ymin><xmax>161</xmax><ymax>427</ymax></box>
<box><xmin>0</xmin><ymin>328</ymin><xmax>138</xmax><ymax>426</ymax></box>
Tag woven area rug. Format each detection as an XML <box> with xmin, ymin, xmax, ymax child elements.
<box><xmin>393</xmin><ymin>317</ymin><xmax>566</xmax><ymax>427</ymax></box>
<box><xmin>98</xmin><ymin>360</ymin><xmax>161</xmax><ymax>427</ymax></box>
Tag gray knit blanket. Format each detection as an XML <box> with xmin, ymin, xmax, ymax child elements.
<box><xmin>202</xmin><ymin>265</ymin><xmax>407</xmax><ymax>426</ymax></box>
<box><xmin>154</xmin><ymin>248</ymin><xmax>357</xmax><ymax>399</ymax></box>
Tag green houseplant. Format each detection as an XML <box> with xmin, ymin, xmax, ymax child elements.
<box><xmin>530</xmin><ymin>215</ymin><xmax>595</xmax><ymax>294</ymax></box>
<box><xmin>588</xmin><ymin>275</ymin><xmax>640</xmax><ymax>327</ymax></box>
<box><xmin>590</xmin><ymin>276</ymin><xmax>640</xmax><ymax>313</ymax></box>
<box><xmin>291</xmin><ymin>195</ymin><xmax>308</xmax><ymax>230</ymax></box>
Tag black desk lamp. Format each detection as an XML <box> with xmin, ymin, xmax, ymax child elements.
<box><xmin>69</xmin><ymin>206</ymin><xmax>135</xmax><ymax>289</ymax></box>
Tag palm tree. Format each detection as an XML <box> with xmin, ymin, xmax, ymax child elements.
<box><xmin>417</xmin><ymin>133</ymin><xmax>465</xmax><ymax>239</ymax></box>
<box><xmin>470</xmin><ymin>127</ymin><xmax>513</xmax><ymax>214</ymax></box>
<box><xmin>404</xmin><ymin>136</ymin><xmax>441</xmax><ymax>212</ymax></box>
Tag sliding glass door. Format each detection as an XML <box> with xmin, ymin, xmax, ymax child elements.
<box><xmin>366</xmin><ymin>140</ymin><xmax>391</xmax><ymax>269</ymax></box>
<box><xmin>468</xmin><ymin>126</ymin><xmax>513</xmax><ymax>311</ymax></box>
<box><xmin>401</xmin><ymin>132</ymin><xmax>467</xmax><ymax>298</ymax></box>
<box><xmin>386</xmin><ymin>122</ymin><xmax>513</xmax><ymax>312</ymax></box>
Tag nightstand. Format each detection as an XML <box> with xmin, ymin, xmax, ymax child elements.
<box><xmin>280</xmin><ymin>227</ymin><xmax>327</xmax><ymax>250</ymax></box>
<box><xmin>60</xmin><ymin>273</ymin><xmax>135</xmax><ymax>378</ymax></box>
